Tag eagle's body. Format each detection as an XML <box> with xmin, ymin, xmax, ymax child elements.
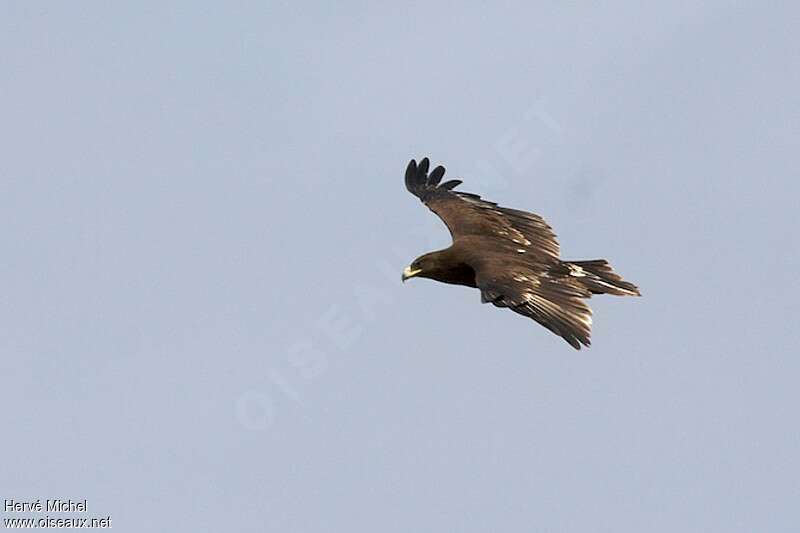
<box><xmin>402</xmin><ymin>157</ymin><xmax>640</xmax><ymax>349</ymax></box>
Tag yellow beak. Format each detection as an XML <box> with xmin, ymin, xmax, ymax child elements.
<box><xmin>402</xmin><ymin>266</ymin><xmax>422</xmax><ymax>283</ymax></box>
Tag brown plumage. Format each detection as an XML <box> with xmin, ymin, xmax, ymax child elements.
<box><xmin>402</xmin><ymin>157</ymin><xmax>640</xmax><ymax>349</ymax></box>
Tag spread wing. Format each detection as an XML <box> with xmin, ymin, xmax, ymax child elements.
<box><xmin>405</xmin><ymin>158</ymin><xmax>560</xmax><ymax>264</ymax></box>
<box><xmin>477</xmin><ymin>263</ymin><xmax>594</xmax><ymax>349</ymax></box>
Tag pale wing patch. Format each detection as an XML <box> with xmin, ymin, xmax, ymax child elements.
<box><xmin>568</xmin><ymin>264</ymin><xmax>586</xmax><ymax>277</ymax></box>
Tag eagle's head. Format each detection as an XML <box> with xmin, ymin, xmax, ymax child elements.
<box><xmin>401</xmin><ymin>254</ymin><xmax>433</xmax><ymax>283</ymax></box>
<box><xmin>402</xmin><ymin>250</ymin><xmax>477</xmax><ymax>287</ymax></box>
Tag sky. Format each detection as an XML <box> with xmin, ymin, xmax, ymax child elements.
<box><xmin>2</xmin><ymin>2</ymin><xmax>799</xmax><ymax>531</ymax></box>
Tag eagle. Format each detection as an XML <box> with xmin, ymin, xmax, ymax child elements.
<box><xmin>401</xmin><ymin>157</ymin><xmax>640</xmax><ymax>349</ymax></box>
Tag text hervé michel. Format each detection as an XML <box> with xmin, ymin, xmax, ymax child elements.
<box><xmin>5</xmin><ymin>499</ymin><xmax>88</xmax><ymax>513</ymax></box>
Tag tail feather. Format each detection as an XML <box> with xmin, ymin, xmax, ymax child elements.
<box><xmin>564</xmin><ymin>259</ymin><xmax>641</xmax><ymax>297</ymax></box>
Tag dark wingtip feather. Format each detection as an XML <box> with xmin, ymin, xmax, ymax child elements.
<box><xmin>429</xmin><ymin>165</ymin><xmax>445</xmax><ymax>186</ymax></box>
<box><xmin>405</xmin><ymin>158</ymin><xmax>417</xmax><ymax>185</ymax></box>
<box><xmin>418</xmin><ymin>157</ymin><xmax>430</xmax><ymax>177</ymax></box>
<box><xmin>439</xmin><ymin>179</ymin><xmax>462</xmax><ymax>190</ymax></box>
<box><xmin>406</xmin><ymin>158</ymin><xmax>417</xmax><ymax>171</ymax></box>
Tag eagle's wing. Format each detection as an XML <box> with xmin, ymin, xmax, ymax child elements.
<box><xmin>476</xmin><ymin>263</ymin><xmax>594</xmax><ymax>349</ymax></box>
<box><xmin>405</xmin><ymin>158</ymin><xmax>560</xmax><ymax>263</ymax></box>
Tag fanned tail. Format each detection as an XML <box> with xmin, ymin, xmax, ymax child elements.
<box><xmin>563</xmin><ymin>259</ymin><xmax>641</xmax><ymax>297</ymax></box>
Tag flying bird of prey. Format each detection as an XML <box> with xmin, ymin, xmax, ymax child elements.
<box><xmin>402</xmin><ymin>157</ymin><xmax>640</xmax><ymax>349</ymax></box>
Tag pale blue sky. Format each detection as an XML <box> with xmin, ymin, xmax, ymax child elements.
<box><xmin>2</xmin><ymin>2</ymin><xmax>798</xmax><ymax>532</ymax></box>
